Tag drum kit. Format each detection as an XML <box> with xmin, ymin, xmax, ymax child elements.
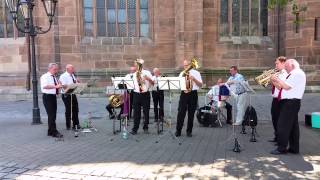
<box><xmin>197</xmin><ymin>85</ymin><xmax>230</xmax><ymax>127</ymax></box>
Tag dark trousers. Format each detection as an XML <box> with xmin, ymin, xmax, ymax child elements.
<box><xmin>129</xmin><ymin>91</ymin><xmax>134</xmax><ymax>118</ymax></box>
<box><xmin>43</xmin><ymin>94</ymin><xmax>58</xmax><ymax>135</ymax></box>
<box><xmin>277</xmin><ymin>99</ymin><xmax>301</xmax><ymax>153</ymax></box>
<box><xmin>152</xmin><ymin>90</ymin><xmax>164</xmax><ymax>121</ymax></box>
<box><xmin>176</xmin><ymin>90</ymin><xmax>198</xmax><ymax>134</ymax></box>
<box><xmin>62</xmin><ymin>94</ymin><xmax>79</xmax><ymax>128</ymax></box>
<box><xmin>132</xmin><ymin>92</ymin><xmax>150</xmax><ymax>132</ymax></box>
<box><xmin>271</xmin><ymin>98</ymin><xmax>280</xmax><ymax>141</ymax></box>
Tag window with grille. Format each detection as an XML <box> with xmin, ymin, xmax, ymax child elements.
<box><xmin>83</xmin><ymin>0</ymin><xmax>149</xmax><ymax>37</ymax></box>
<box><xmin>220</xmin><ymin>0</ymin><xmax>268</xmax><ymax>37</ymax></box>
<box><xmin>315</xmin><ymin>18</ymin><xmax>320</xmax><ymax>41</ymax></box>
<box><xmin>0</xmin><ymin>1</ymin><xmax>24</xmax><ymax>38</ymax></box>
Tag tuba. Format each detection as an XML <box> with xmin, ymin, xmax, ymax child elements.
<box><xmin>254</xmin><ymin>68</ymin><xmax>281</xmax><ymax>87</ymax></box>
<box><xmin>182</xmin><ymin>58</ymin><xmax>199</xmax><ymax>93</ymax></box>
<box><xmin>109</xmin><ymin>94</ymin><xmax>124</xmax><ymax>108</ymax></box>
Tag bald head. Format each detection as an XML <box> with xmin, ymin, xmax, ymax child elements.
<box><xmin>153</xmin><ymin>68</ymin><xmax>160</xmax><ymax>76</ymax></box>
<box><xmin>130</xmin><ymin>66</ymin><xmax>136</xmax><ymax>73</ymax></box>
<box><xmin>66</xmin><ymin>64</ymin><xmax>75</xmax><ymax>74</ymax></box>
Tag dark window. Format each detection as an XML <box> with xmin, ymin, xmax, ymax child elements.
<box><xmin>83</xmin><ymin>0</ymin><xmax>149</xmax><ymax>37</ymax></box>
<box><xmin>220</xmin><ymin>0</ymin><xmax>268</xmax><ymax>37</ymax></box>
<box><xmin>315</xmin><ymin>18</ymin><xmax>320</xmax><ymax>41</ymax></box>
<box><xmin>0</xmin><ymin>0</ymin><xmax>24</xmax><ymax>38</ymax></box>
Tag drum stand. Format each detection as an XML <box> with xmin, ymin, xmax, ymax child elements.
<box><xmin>155</xmin><ymin>79</ymin><xmax>181</xmax><ymax>145</ymax></box>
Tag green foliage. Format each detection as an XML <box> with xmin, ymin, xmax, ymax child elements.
<box><xmin>268</xmin><ymin>0</ymin><xmax>294</xmax><ymax>9</ymax></box>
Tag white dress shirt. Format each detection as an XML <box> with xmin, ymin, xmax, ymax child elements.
<box><xmin>132</xmin><ymin>69</ymin><xmax>153</xmax><ymax>93</ymax></box>
<box><xmin>227</xmin><ymin>73</ymin><xmax>246</xmax><ymax>95</ymax></box>
<box><xmin>179</xmin><ymin>69</ymin><xmax>202</xmax><ymax>90</ymax></box>
<box><xmin>281</xmin><ymin>68</ymin><xmax>306</xmax><ymax>100</ymax></box>
<box><xmin>59</xmin><ymin>72</ymin><xmax>77</xmax><ymax>94</ymax></box>
<box><xmin>40</xmin><ymin>72</ymin><xmax>58</xmax><ymax>94</ymax></box>
<box><xmin>207</xmin><ymin>85</ymin><xmax>220</xmax><ymax>102</ymax></box>
<box><xmin>272</xmin><ymin>69</ymin><xmax>288</xmax><ymax>98</ymax></box>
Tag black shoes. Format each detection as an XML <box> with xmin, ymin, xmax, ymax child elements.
<box><xmin>226</xmin><ymin>121</ymin><xmax>232</xmax><ymax>125</ymax></box>
<box><xmin>268</xmin><ymin>139</ymin><xmax>277</xmax><ymax>142</ymax></box>
<box><xmin>130</xmin><ymin>131</ymin><xmax>137</xmax><ymax>135</ymax></box>
<box><xmin>186</xmin><ymin>132</ymin><xmax>192</xmax><ymax>137</ymax></box>
<box><xmin>270</xmin><ymin>149</ymin><xmax>287</xmax><ymax>155</ymax></box>
<box><xmin>175</xmin><ymin>132</ymin><xmax>181</xmax><ymax>137</ymax></box>
<box><xmin>50</xmin><ymin>131</ymin><xmax>63</xmax><ymax>138</ymax></box>
<box><xmin>287</xmin><ymin>149</ymin><xmax>299</xmax><ymax>154</ymax></box>
<box><xmin>109</xmin><ymin>114</ymin><xmax>116</xmax><ymax>119</ymax></box>
<box><xmin>143</xmin><ymin>129</ymin><xmax>149</xmax><ymax>134</ymax></box>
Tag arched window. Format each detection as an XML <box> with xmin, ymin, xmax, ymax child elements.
<box><xmin>83</xmin><ymin>0</ymin><xmax>149</xmax><ymax>37</ymax></box>
<box><xmin>220</xmin><ymin>0</ymin><xmax>268</xmax><ymax>37</ymax></box>
<box><xmin>0</xmin><ymin>1</ymin><xmax>24</xmax><ymax>38</ymax></box>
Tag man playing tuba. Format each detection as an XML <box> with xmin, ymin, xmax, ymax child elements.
<box><xmin>175</xmin><ymin>59</ymin><xmax>203</xmax><ymax>137</ymax></box>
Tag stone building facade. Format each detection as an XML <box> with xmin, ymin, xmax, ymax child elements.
<box><xmin>0</xmin><ymin>0</ymin><xmax>319</xmax><ymax>89</ymax></box>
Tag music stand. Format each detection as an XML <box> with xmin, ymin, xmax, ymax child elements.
<box><xmin>63</xmin><ymin>83</ymin><xmax>87</xmax><ymax>137</ymax></box>
<box><xmin>155</xmin><ymin>76</ymin><xmax>184</xmax><ymax>145</ymax></box>
<box><xmin>111</xmin><ymin>77</ymin><xmax>135</xmax><ymax>140</ymax></box>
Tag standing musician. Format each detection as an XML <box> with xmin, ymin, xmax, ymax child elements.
<box><xmin>269</xmin><ymin>56</ymin><xmax>288</xmax><ymax>143</ymax></box>
<box><xmin>270</xmin><ymin>59</ymin><xmax>306</xmax><ymax>155</ymax></box>
<box><xmin>175</xmin><ymin>59</ymin><xmax>203</xmax><ymax>137</ymax></box>
<box><xmin>151</xmin><ymin>68</ymin><xmax>164</xmax><ymax>122</ymax></box>
<box><xmin>130</xmin><ymin>59</ymin><xmax>154</xmax><ymax>135</ymax></box>
<box><xmin>125</xmin><ymin>66</ymin><xmax>137</xmax><ymax>119</ymax></box>
<box><xmin>207</xmin><ymin>78</ymin><xmax>232</xmax><ymax>124</ymax></box>
<box><xmin>226</xmin><ymin>66</ymin><xmax>247</xmax><ymax>126</ymax></box>
<box><xmin>59</xmin><ymin>64</ymin><xmax>81</xmax><ymax>130</ymax></box>
<box><xmin>40</xmin><ymin>63</ymin><xmax>63</xmax><ymax>138</ymax></box>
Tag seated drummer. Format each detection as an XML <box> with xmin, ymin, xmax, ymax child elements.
<box><xmin>207</xmin><ymin>78</ymin><xmax>232</xmax><ymax>124</ymax></box>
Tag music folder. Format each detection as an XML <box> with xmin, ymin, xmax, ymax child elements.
<box><xmin>64</xmin><ymin>83</ymin><xmax>87</xmax><ymax>94</ymax></box>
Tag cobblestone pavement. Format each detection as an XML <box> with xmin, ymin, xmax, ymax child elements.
<box><xmin>0</xmin><ymin>92</ymin><xmax>319</xmax><ymax>179</ymax></box>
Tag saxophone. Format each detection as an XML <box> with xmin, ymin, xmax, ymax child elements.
<box><xmin>181</xmin><ymin>58</ymin><xmax>199</xmax><ymax>93</ymax></box>
<box><xmin>135</xmin><ymin>59</ymin><xmax>144</xmax><ymax>92</ymax></box>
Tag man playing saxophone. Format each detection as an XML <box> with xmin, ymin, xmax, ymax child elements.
<box><xmin>130</xmin><ymin>59</ymin><xmax>154</xmax><ymax>135</ymax></box>
<box><xmin>175</xmin><ymin>59</ymin><xmax>203</xmax><ymax>137</ymax></box>
<box><xmin>269</xmin><ymin>56</ymin><xmax>288</xmax><ymax>143</ymax></box>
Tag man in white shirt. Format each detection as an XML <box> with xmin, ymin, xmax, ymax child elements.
<box><xmin>269</xmin><ymin>56</ymin><xmax>288</xmax><ymax>143</ymax></box>
<box><xmin>130</xmin><ymin>59</ymin><xmax>154</xmax><ymax>135</ymax></box>
<box><xmin>207</xmin><ymin>78</ymin><xmax>232</xmax><ymax>124</ymax></box>
<box><xmin>175</xmin><ymin>60</ymin><xmax>203</xmax><ymax>137</ymax></box>
<box><xmin>59</xmin><ymin>64</ymin><xmax>81</xmax><ymax>130</ymax></box>
<box><xmin>151</xmin><ymin>68</ymin><xmax>164</xmax><ymax>122</ymax></box>
<box><xmin>40</xmin><ymin>63</ymin><xmax>63</xmax><ymax>138</ymax></box>
<box><xmin>270</xmin><ymin>59</ymin><xmax>306</xmax><ymax>155</ymax></box>
<box><xmin>226</xmin><ymin>66</ymin><xmax>247</xmax><ymax>125</ymax></box>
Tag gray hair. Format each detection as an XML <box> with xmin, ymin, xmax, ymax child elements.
<box><xmin>48</xmin><ymin>63</ymin><xmax>58</xmax><ymax>69</ymax></box>
<box><xmin>287</xmin><ymin>59</ymin><xmax>300</xmax><ymax>69</ymax></box>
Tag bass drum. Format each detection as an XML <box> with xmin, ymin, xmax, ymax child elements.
<box><xmin>196</xmin><ymin>106</ymin><xmax>217</xmax><ymax>127</ymax></box>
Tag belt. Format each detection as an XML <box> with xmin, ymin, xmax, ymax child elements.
<box><xmin>43</xmin><ymin>93</ymin><xmax>56</xmax><ymax>96</ymax></box>
<box><xmin>237</xmin><ymin>92</ymin><xmax>245</xmax><ymax>95</ymax></box>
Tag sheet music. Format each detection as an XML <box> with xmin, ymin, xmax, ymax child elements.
<box><xmin>111</xmin><ymin>77</ymin><xmax>134</xmax><ymax>90</ymax></box>
<box><xmin>64</xmin><ymin>83</ymin><xmax>87</xmax><ymax>94</ymax></box>
<box><xmin>157</xmin><ymin>77</ymin><xmax>185</xmax><ymax>90</ymax></box>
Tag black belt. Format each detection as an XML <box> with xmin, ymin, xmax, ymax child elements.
<box><xmin>237</xmin><ymin>92</ymin><xmax>245</xmax><ymax>95</ymax></box>
<box><xmin>43</xmin><ymin>93</ymin><xmax>56</xmax><ymax>96</ymax></box>
<box><xmin>281</xmin><ymin>98</ymin><xmax>301</xmax><ymax>101</ymax></box>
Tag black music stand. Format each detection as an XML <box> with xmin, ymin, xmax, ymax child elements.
<box><xmin>111</xmin><ymin>77</ymin><xmax>136</xmax><ymax>140</ymax></box>
<box><xmin>154</xmin><ymin>77</ymin><xmax>183</xmax><ymax>145</ymax></box>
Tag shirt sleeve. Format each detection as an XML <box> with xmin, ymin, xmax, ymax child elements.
<box><xmin>59</xmin><ymin>74</ymin><xmax>67</xmax><ymax>85</ymax></box>
<box><xmin>196</xmin><ymin>71</ymin><xmax>203</xmax><ymax>84</ymax></box>
<box><xmin>40</xmin><ymin>75</ymin><xmax>49</xmax><ymax>89</ymax></box>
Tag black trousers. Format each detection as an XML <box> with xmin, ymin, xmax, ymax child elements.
<box><xmin>62</xmin><ymin>94</ymin><xmax>80</xmax><ymax>128</ymax></box>
<box><xmin>176</xmin><ymin>90</ymin><xmax>198</xmax><ymax>134</ymax></box>
<box><xmin>132</xmin><ymin>92</ymin><xmax>150</xmax><ymax>132</ymax></box>
<box><xmin>43</xmin><ymin>94</ymin><xmax>58</xmax><ymax>135</ymax></box>
<box><xmin>277</xmin><ymin>99</ymin><xmax>301</xmax><ymax>153</ymax></box>
<box><xmin>271</xmin><ymin>98</ymin><xmax>280</xmax><ymax>140</ymax></box>
<box><xmin>129</xmin><ymin>91</ymin><xmax>134</xmax><ymax>118</ymax></box>
<box><xmin>151</xmin><ymin>90</ymin><xmax>164</xmax><ymax>121</ymax></box>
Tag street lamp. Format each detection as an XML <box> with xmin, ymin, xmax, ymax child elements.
<box><xmin>6</xmin><ymin>0</ymin><xmax>58</xmax><ymax>124</ymax></box>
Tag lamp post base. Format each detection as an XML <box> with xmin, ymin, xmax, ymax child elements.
<box><xmin>32</xmin><ymin>108</ymin><xmax>42</xmax><ymax>125</ymax></box>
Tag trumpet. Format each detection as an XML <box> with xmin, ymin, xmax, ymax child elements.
<box><xmin>254</xmin><ymin>68</ymin><xmax>281</xmax><ymax>87</ymax></box>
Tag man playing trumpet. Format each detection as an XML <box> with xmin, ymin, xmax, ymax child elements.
<box><xmin>269</xmin><ymin>56</ymin><xmax>288</xmax><ymax>143</ymax></box>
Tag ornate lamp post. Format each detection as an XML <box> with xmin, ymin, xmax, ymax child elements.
<box><xmin>6</xmin><ymin>0</ymin><xmax>58</xmax><ymax>124</ymax></box>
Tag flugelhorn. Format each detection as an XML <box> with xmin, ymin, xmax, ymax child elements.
<box><xmin>254</xmin><ymin>68</ymin><xmax>281</xmax><ymax>87</ymax></box>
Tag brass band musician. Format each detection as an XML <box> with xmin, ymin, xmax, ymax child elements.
<box><xmin>130</xmin><ymin>59</ymin><xmax>154</xmax><ymax>135</ymax></box>
<box><xmin>175</xmin><ymin>59</ymin><xmax>203</xmax><ymax>137</ymax></box>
